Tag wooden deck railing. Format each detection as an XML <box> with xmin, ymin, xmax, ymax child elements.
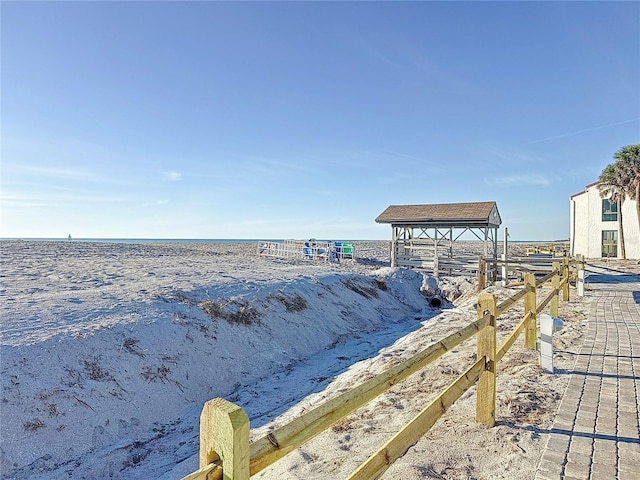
<box><xmin>182</xmin><ymin>258</ymin><xmax>583</xmax><ymax>480</ymax></box>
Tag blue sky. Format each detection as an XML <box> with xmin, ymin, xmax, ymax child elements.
<box><xmin>2</xmin><ymin>1</ymin><xmax>639</xmax><ymax>240</ymax></box>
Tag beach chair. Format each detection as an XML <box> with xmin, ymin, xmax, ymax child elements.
<box><xmin>303</xmin><ymin>242</ymin><xmax>314</xmax><ymax>259</ymax></box>
<box><xmin>341</xmin><ymin>243</ymin><xmax>354</xmax><ymax>259</ymax></box>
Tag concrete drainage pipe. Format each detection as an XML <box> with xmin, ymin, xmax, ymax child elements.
<box><xmin>428</xmin><ymin>295</ymin><xmax>443</xmax><ymax>308</ymax></box>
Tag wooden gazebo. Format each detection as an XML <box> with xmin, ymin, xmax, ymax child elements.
<box><xmin>375</xmin><ymin>201</ymin><xmax>502</xmax><ymax>274</ymax></box>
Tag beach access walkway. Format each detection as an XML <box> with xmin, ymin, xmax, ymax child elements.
<box><xmin>535</xmin><ymin>262</ymin><xmax>640</xmax><ymax>480</ymax></box>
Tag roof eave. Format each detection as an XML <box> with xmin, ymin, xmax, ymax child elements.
<box><xmin>379</xmin><ymin>220</ymin><xmax>500</xmax><ymax>228</ymax></box>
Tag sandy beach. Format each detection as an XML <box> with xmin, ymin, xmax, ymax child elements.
<box><xmin>0</xmin><ymin>240</ymin><xmax>588</xmax><ymax>479</ymax></box>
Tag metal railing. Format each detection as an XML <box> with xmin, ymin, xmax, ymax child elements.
<box><xmin>257</xmin><ymin>240</ymin><xmax>356</xmax><ymax>262</ymax></box>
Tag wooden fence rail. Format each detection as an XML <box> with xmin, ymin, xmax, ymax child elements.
<box><xmin>182</xmin><ymin>258</ymin><xmax>584</xmax><ymax>480</ymax></box>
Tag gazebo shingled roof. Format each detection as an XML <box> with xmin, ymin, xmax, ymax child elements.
<box><xmin>375</xmin><ymin>201</ymin><xmax>501</xmax><ymax>227</ymax></box>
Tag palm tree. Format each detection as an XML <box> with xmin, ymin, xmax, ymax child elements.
<box><xmin>613</xmin><ymin>144</ymin><xmax>640</xmax><ymax>232</ymax></box>
<box><xmin>598</xmin><ymin>162</ymin><xmax>626</xmax><ymax>259</ymax></box>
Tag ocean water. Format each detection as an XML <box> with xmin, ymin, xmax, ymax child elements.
<box><xmin>0</xmin><ymin>238</ymin><xmax>284</xmax><ymax>245</ymax></box>
<box><xmin>0</xmin><ymin>238</ymin><xmax>383</xmax><ymax>245</ymax></box>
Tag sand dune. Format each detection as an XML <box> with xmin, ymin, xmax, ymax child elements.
<box><xmin>0</xmin><ymin>240</ymin><xmax>587</xmax><ymax>479</ymax></box>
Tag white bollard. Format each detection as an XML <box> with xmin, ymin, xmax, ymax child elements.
<box><xmin>501</xmin><ymin>227</ymin><xmax>509</xmax><ymax>287</ymax></box>
<box><xmin>578</xmin><ymin>268</ymin><xmax>585</xmax><ymax>297</ymax></box>
<box><xmin>539</xmin><ymin>314</ymin><xmax>555</xmax><ymax>373</ymax></box>
<box><xmin>501</xmin><ymin>253</ymin><xmax>508</xmax><ymax>287</ymax></box>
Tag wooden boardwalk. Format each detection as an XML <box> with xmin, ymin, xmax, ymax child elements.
<box><xmin>535</xmin><ymin>263</ymin><xmax>640</xmax><ymax>480</ymax></box>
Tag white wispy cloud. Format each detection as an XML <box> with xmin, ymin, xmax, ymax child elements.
<box><xmin>354</xmin><ymin>34</ymin><xmax>407</xmax><ymax>70</ymax></box>
<box><xmin>182</xmin><ymin>155</ymin><xmax>320</xmax><ymax>184</ymax></box>
<box><xmin>162</xmin><ymin>171</ymin><xmax>182</xmax><ymax>182</ymax></box>
<box><xmin>6</xmin><ymin>163</ymin><xmax>144</xmax><ymax>187</ymax></box>
<box><xmin>528</xmin><ymin>117</ymin><xmax>640</xmax><ymax>144</ymax></box>
<box><xmin>485</xmin><ymin>174</ymin><xmax>551</xmax><ymax>188</ymax></box>
<box><xmin>142</xmin><ymin>200</ymin><xmax>170</xmax><ymax>207</ymax></box>
<box><xmin>15</xmin><ymin>165</ymin><xmax>95</xmax><ymax>180</ymax></box>
<box><xmin>481</xmin><ymin>144</ymin><xmax>547</xmax><ymax>166</ymax></box>
<box><xmin>0</xmin><ymin>190</ymin><xmax>130</xmax><ymax>208</ymax></box>
<box><xmin>307</xmin><ymin>189</ymin><xmax>338</xmax><ymax>198</ymax></box>
<box><xmin>234</xmin><ymin>153</ymin><xmax>319</xmax><ymax>176</ymax></box>
<box><xmin>1</xmin><ymin>198</ymin><xmax>51</xmax><ymax>209</ymax></box>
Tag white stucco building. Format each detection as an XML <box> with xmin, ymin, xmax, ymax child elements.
<box><xmin>570</xmin><ymin>181</ymin><xmax>640</xmax><ymax>259</ymax></box>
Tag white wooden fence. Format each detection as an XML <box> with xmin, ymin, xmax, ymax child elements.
<box><xmin>257</xmin><ymin>240</ymin><xmax>356</xmax><ymax>262</ymax></box>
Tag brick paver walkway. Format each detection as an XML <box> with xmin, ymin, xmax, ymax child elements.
<box><xmin>535</xmin><ymin>264</ymin><xmax>640</xmax><ymax>480</ymax></box>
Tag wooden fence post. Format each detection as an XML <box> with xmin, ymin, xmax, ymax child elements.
<box><xmin>524</xmin><ymin>273</ymin><xmax>537</xmax><ymax>349</ymax></box>
<box><xmin>200</xmin><ymin>398</ymin><xmax>250</xmax><ymax>479</ymax></box>
<box><xmin>562</xmin><ymin>257</ymin><xmax>570</xmax><ymax>301</ymax></box>
<box><xmin>551</xmin><ymin>262</ymin><xmax>560</xmax><ymax>318</ymax></box>
<box><xmin>478</xmin><ymin>256</ymin><xmax>486</xmax><ymax>291</ymax></box>
<box><xmin>476</xmin><ymin>293</ymin><xmax>496</xmax><ymax>427</ymax></box>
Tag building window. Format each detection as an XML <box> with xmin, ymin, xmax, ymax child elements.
<box><xmin>601</xmin><ymin>230</ymin><xmax>618</xmax><ymax>258</ymax></box>
<box><xmin>602</xmin><ymin>199</ymin><xmax>618</xmax><ymax>222</ymax></box>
